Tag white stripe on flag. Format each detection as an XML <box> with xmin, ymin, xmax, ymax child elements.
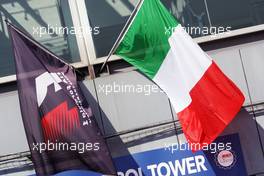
<box><xmin>153</xmin><ymin>25</ymin><xmax>212</xmax><ymax>113</ymax></box>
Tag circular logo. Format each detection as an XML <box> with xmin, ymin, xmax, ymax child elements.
<box><xmin>215</xmin><ymin>150</ymin><xmax>236</xmax><ymax>169</ymax></box>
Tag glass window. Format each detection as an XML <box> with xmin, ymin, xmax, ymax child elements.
<box><xmin>252</xmin><ymin>0</ymin><xmax>264</xmax><ymax>24</ymax></box>
<box><xmin>85</xmin><ymin>0</ymin><xmax>139</xmax><ymax>58</ymax></box>
<box><xmin>0</xmin><ymin>0</ymin><xmax>81</xmax><ymax>78</ymax></box>
<box><xmin>161</xmin><ymin>0</ymin><xmax>210</xmax><ymax>37</ymax></box>
<box><xmin>206</xmin><ymin>0</ymin><xmax>264</xmax><ymax>29</ymax></box>
<box><xmin>85</xmin><ymin>0</ymin><xmax>264</xmax><ymax>60</ymax></box>
<box><xmin>85</xmin><ymin>0</ymin><xmax>211</xmax><ymax>58</ymax></box>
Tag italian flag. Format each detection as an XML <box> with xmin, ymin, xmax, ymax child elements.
<box><xmin>114</xmin><ymin>0</ymin><xmax>245</xmax><ymax>148</ymax></box>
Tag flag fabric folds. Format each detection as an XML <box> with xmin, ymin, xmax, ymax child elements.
<box><xmin>7</xmin><ymin>23</ymin><xmax>116</xmax><ymax>175</ymax></box>
<box><xmin>115</xmin><ymin>0</ymin><xmax>245</xmax><ymax>149</ymax></box>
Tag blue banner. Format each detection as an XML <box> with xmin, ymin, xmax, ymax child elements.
<box><xmin>114</xmin><ymin>133</ymin><xmax>247</xmax><ymax>176</ymax></box>
<box><xmin>52</xmin><ymin>133</ymin><xmax>247</xmax><ymax>176</ymax></box>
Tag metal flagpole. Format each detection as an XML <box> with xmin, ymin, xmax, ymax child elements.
<box><xmin>98</xmin><ymin>0</ymin><xmax>144</xmax><ymax>74</ymax></box>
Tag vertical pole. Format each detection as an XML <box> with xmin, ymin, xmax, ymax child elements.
<box><xmin>98</xmin><ymin>0</ymin><xmax>144</xmax><ymax>74</ymax></box>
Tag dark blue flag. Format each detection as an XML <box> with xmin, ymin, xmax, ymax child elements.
<box><xmin>7</xmin><ymin>22</ymin><xmax>116</xmax><ymax>176</ymax></box>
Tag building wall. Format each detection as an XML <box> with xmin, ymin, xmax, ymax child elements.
<box><xmin>0</xmin><ymin>36</ymin><xmax>264</xmax><ymax>175</ymax></box>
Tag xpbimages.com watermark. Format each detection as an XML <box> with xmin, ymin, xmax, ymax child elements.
<box><xmin>32</xmin><ymin>141</ymin><xmax>100</xmax><ymax>154</ymax></box>
<box><xmin>164</xmin><ymin>142</ymin><xmax>232</xmax><ymax>154</ymax></box>
<box><xmin>32</xmin><ymin>25</ymin><xmax>100</xmax><ymax>38</ymax></box>
<box><xmin>32</xmin><ymin>24</ymin><xmax>232</xmax><ymax>39</ymax></box>
<box><xmin>98</xmin><ymin>82</ymin><xmax>164</xmax><ymax>96</ymax></box>
<box><xmin>165</xmin><ymin>25</ymin><xmax>232</xmax><ymax>38</ymax></box>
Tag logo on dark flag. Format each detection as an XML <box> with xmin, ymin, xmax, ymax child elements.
<box><xmin>7</xmin><ymin>22</ymin><xmax>116</xmax><ymax>176</ymax></box>
<box><xmin>36</xmin><ymin>72</ymin><xmax>92</xmax><ymax>142</ymax></box>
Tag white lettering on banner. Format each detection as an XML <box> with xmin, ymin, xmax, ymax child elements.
<box><xmin>117</xmin><ymin>168</ymin><xmax>143</xmax><ymax>176</ymax></box>
<box><xmin>118</xmin><ymin>155</ymin><xmax>207</xmax><ymax>176</ymax></box>
<box><xmin>169</xmin><ymin>159</ymin><xmax>186</xmax><ymax>175</ymax></box>
<box><xmin>157</xmin><ymin>162</ymin><xmax>171</xmax><ymax>176</ymax></box>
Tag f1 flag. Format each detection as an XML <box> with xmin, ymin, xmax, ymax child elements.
<box><xmin>7</xmin><ymin>23</ymin><xmax>116</xmax><ymax>175</ymax></box>
<box><xmin>115</xmin><ymin>0</ymin><xmax>245</xmax><ymax>149</ymax></box>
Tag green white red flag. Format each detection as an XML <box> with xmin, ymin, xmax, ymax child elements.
<box><xmin>114</xmin><ymin>0</ymin><xmax>245</xmax><ymax>149</ymax></box>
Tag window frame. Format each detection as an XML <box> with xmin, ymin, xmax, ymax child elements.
<box><xmin>0</xmin><ymin>0</ymin><xmax>89</xmax><ymax>84</ymax></box>
<box><xmin>81</xmin><ymin>0</ymin><xmax>264</xmax><ymax>65</ymax></box>
<box><xmin>1</xmin><ymin>0</ymin><xmax>264</xmax><ymax>84</ymax></box>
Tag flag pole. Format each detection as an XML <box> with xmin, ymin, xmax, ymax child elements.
<box><xmin>98</xmin><ymin>0</ymin><xmax>144</xmax><ymax>74</ymax></box>
<box><xmin>4</xmin><ymin>19</ymin><xmax>85</xmax><ymax>78</ymax></box>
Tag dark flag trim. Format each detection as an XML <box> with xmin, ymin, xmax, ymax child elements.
<box><xmin>6</xmin><ymin>21</ymin><xmax>116</xmax><ymax>176</ymax></box>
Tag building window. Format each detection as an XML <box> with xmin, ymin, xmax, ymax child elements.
<box><xmin>85</xmin><ymin>0</ymin><xmax>140</xmax><ymax>58</ymax></box>
<box><xmin>84</xmin><ymin>0</ymin><xmax>264</xmax><ymax>61</ymax></box>
<box><xmin>0</xmin><ymin>0</ymin><xmax>81</xmax><ymax>78</ymax></box>
<box><xmin>206</xmin><ymin>0</ymin><xmax>264</xmax><ymax>29</ymax></box>
<box><xmin>163</xmin><ymin>0</ymin><xmax>211</xmax><ymax>38</ymax></box>
<box><xmin>1</xmin><ymin>0</ymin><xmax>264</xmax><ymax>80</ymax></box>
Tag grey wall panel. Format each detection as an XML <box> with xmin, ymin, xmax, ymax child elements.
<box><xmin>169</xmin><ymin>100</ymin><xmax>178</xmax><ymax>121</ymax></box>
<box><xmin>108</xmin><ymin>136</ymin><xmax>179</xmax><ymax>158</ymax></box>
<box><xmin>176</xmin><ymin>132</ymin><xmax>187</xmax><ymax>144</ymax></box>
<box><xmin>207</xmin><ymin>49</ymin><xmax>250</xmax><ymax>105</ymax></box>
<box><xmin>107</xmin><ymin>127</ymin><xmax>178</xmax><ymax>158</ymax></box>
<box><xmin>240</xmin><ymin>42</ymin><xmax>264</xmax><ymax>104</ymax></box>
<box><xmin>0</xmin><ymin>91</ymin><xmax>29</xmax><ymax>155</ymax></box>
<box><xmin>95</xmin><ymin>71</ymin><xmax>174</xmax><ymax>136</ymax></box>
<box><xmin>79</xmin><ymin>80</ymin><xmax>105</xmax><ymax>134</ymax></box>
<box><xmin>222</xmin><ymin>108</ymin><xmax>264</xmax><ymax>175</ymax></box>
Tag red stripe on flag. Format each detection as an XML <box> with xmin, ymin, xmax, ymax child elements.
<box><xmin>177</xmin><ymin>61</ymin><xmax>245</xmax><ymax>150</ymax></box>
<box><xmin>41</xmin><ymin>101</ymin><xmax>80</xmax><ymax>142</ymax></box>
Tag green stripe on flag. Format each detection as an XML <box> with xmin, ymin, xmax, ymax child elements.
<box><xmin>115</xmin><ymin>0</ymin><xmax>179</xmax><ymax>79</ymax></box>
